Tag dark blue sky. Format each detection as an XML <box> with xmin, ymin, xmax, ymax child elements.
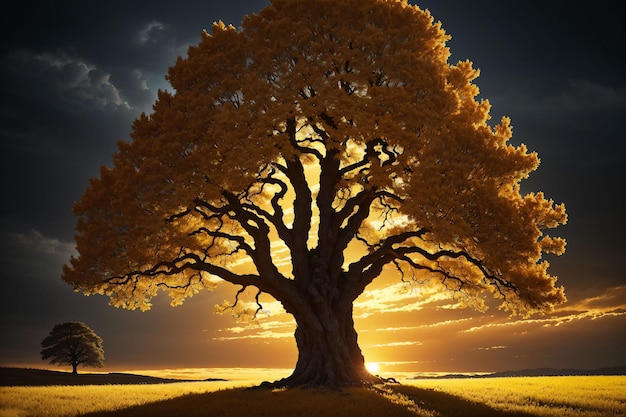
<box><xmin>1</xmin><ymin>1</ymin><xmax>624</xmax><ymax>373</ymax></box>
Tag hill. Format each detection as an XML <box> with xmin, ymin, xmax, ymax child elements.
<box><xmin>488</xmin><ymin>366</ymin><xmax>626</xmax><ymax>378</ymax></box>
<box><xmin>0</xmin><ymin>367</ymin><xmax>225</xmax><ymax>386</ymax></box>
<box><xmin>4</xmin><ymin>365</ymin><xmax>625</xmax><ymax>386</ymax></box>
<box><xmin>413</xmin><ymin>366</ymin><xmax>626</xmax><ymax>379</ymax></box>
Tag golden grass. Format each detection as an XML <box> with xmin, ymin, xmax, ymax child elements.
<box><xmin>0</xmin><ymin>383</ymin><xmax>428</xmax><ymax>417</ymax></box>
<box><xmin>1</xmin><ymin>376</ymin><xmax>624</xmax><ymax>417</ymax></box>
<box><xmin>405</xmin><ymin>376</ymin><xmax>626</xmax><ymax>417</ymax></box>
<box><xmin>0</xmin><ymin>381</ymin><xmax>250</xmax><ymax>417</ymax></box>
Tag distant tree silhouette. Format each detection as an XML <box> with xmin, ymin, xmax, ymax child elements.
<box><xmin>41</xmin><ymin>322</ymin><xmax>104</xmax><ymax>374</ymax></box>
<box><xmin>63</xmin><ymin>0</ymin><xmax>566</xmax><ymax>387</ymax></box>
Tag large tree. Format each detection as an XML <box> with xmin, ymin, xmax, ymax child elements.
<box><xmin>41</xmin><ymin>322</ymin><xmax>105</xmax><ymax>375</ymax></box>
<box><xmin>63</xmin><ymin>0</ymin><xmax>566</xmax><ymax>387</ymax></box>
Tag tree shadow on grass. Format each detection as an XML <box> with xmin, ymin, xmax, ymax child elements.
<box><xmin>80</xmin><ymin>386</ymin><xmax>419</xmax><ymax>417</ymax></box>
<box><xmin>80</xmin><ymin>385</ymin><xmax>541</xmax><ymax>417</ymax></box>
<box><xmin>391</xmin><ymin>385</ymin><xmax>539</xmax><ymax>417</ymax></box>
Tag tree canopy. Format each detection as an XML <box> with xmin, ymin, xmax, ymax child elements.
<box><xmin>41</xmin><ymin>322</ymin><xmax>105</xmax><ymax>374</ymax></box>
<box><xmin>63</xmin><ymin>0</ymin><xmax>566</xmax><ymax>386</ymax></box>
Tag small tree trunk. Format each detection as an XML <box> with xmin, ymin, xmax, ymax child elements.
<box><xmin>271</xmin><ymin>296</ymin><xmax>379</xmax><ymax>388</ymax></box>
<box><xmin>71</xmin><ymin>362</ymin><xmax>78</xmax><ymax>375</ymax></box>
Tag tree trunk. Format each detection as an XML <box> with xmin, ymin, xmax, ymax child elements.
<box><xmin>71</xmin><ymin>362</ymin><xmax>78</xmax><ymax>375</ymax></box>
<box><xmin>268</xmin><ymin>294</ymin><xmax>380</xmax><ymax>388</ymax></box>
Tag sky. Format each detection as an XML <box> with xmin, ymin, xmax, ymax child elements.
<box><xmin>1</xmin><ymin>1</ymin><xmax>624</xmax><ymax>378</ymax></box>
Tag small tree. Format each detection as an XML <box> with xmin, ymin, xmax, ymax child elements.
<box><xmin>41</xmin><ymin>322</ymin><xmax>105</xmax><ymax>374</ymax></box>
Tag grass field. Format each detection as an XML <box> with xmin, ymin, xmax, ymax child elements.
<box><xmin>404</xmin><ymin>376</ymin><xmax>626</xmax><ymax>417</ymax></box>
<box><xmin>1</xmin><ymin>373</ymin><xmax>624</xmax><ymax>417</ymax></box>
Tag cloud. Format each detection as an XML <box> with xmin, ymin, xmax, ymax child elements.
<box><xmin>214</xmin><ymin>321</ymin><xmax>295</xmax><ymax>341</ymax></box>
<box><xmin>368</xmin><ymin>341</ymin><xmax>422</xmax><ymax>348</ymax></box>
<box><xmin>474</xmin><ymin>345</ymin><xmax>507</xmax><ymax>351</ymax></box>
<box><xmin>555</xmin><ymin>79</ymin><xmax>625</xmax><ymax>111</ymax></box>
<box><xmin>493</xmin><ymin>78</ymin><xmax>625</xmax><ymax>132</ymax></box>
<box><xmin>11</xmin><ymin>229</ymin><xmax>76</xmax><ymax>259</ymax></box>
<box><xmin>213</xmin><ymin>309</ymin><xmax>296</xmax><ymax>342</ymax></box>
<box><xmin>562</xmin><ymin>285</ymin><xmax>626</xmax><ymax>312</ymax></box>
<box><xmin>0</xmin><ymin>227</ymin><xmax>80</xmax><ymax>321</ymax></box>
<box><xmin>460</xmin><ymin>305</ymin><xmax>626</xmax><ymax>334</ymax></box>
<box><xmin>136</xmin><ymin>21</ymin><xmax>168</xmax><ymax>46</ymax></box>
<box><xmin>364</xmin><ymin>317</ymin><xmax>475</xmax><ymax>334</ymax></box>
<box><xmin>2</xmin><ymin>50</ymin><xmax>133</xmax><ymax>114</ymax></box>
<box><xmin>354</xmin><ymin>282</ymin><xmax>459</xmax><ymax>318</ymax></box>
<box><xmin>108</xmin><ymin>67</ymin><xmax>154</xmax><ymax>110</ymax></box>
<box><xmin>213</xmin><ymin>330</ymin><xmax>293</xmax><ymax>341</ymax></box>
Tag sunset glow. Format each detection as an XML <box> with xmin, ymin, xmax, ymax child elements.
<box><xmin>366</xmin><ymin>362</ymin><xmax>380</xmax><ymax>374</ymax></box>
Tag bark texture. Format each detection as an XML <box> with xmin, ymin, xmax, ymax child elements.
<box><xmin>276</xmin><ymin>296</ymin><xmax>374</xmax><ymax>387</ymax></box>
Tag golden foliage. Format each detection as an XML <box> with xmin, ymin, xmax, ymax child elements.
<box><xmin>64</xmin><ymin>0</ymin><xmax>566</xmax><ymax>317</ymax></box>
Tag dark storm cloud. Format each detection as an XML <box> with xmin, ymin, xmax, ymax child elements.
<box><xmin>504</xmin><ymin>76</ymin><xmax>625</xmax><ymax>291</ymax></box>
<box><xmin>419</xmin><ymin>1</ymin><xmax>626</xmax><ymax>300</ymax></box>
<box><xmin>0</xmin><ymin>0</ymin><xmax>271</xmax><ymax>369</ymax></box>
<box><xmin>0</xmin><ymin>46</ymin><xmax>140</xmax><ymax>238</ymax></box>
<box><xmin>1</xmin><ymin>1</ymin><xmax>272</xmax><ymax>237</ymax></box>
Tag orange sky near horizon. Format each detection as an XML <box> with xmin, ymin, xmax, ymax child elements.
<box><xmin>14</xmin><ymin>267</ymin><xmax>625</xmax><ymax>379</ymax></box>
<box><xmin>5</xmin><ymin>156</ymin><xmax>625</xmax><ymax>377</ymax></box>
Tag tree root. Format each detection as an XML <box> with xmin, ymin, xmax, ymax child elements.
<box><xmin>249</xmin><ymin>373</ymin><xmax>400</xmax><ymax>390</ymax></box>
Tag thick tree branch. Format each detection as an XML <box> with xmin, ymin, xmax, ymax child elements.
<box><xmin>184</xmin><ymin>193</ymin><xmax>289</xmax><ymax>294</ymax></box>
<box><xmin>288</xmin><ymin>159</ymin><xmax>315</xmax><ymax>280</ymax></box>
<box><xmin>348</xmin><ymin>232</ymin><xmax>519</xmax><ymax>301</ymax></box>
<box><xmin>108</xmin><ymin>252</ymin><xmax>273</xmax><ymax>294</ymax></box>
<box><xmin>338</xmin><ymin>137</ymin><xmax>401</xmax><ymax>178</ymax></box>
<box><xmin>286</xmin><ymin>117</ymin><xmax>324</xmax><ymax>160</ymax></box>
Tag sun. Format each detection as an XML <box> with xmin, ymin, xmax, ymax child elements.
<box><xmin>365</xmin><ymin>362</ymin><xmax>380</xmax><ymax>374</ymax></box>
